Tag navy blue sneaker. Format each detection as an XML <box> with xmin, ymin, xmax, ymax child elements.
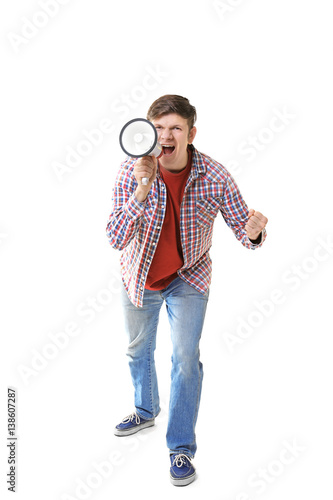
<box><xmin>114</xmin><ymin>412</ymin><xmax>155</xmax><ymax>436</ymax></box>
<box><xmin>170</xmin><ymin>453</ymin><xmax>196</xmax><ymax>486</ymax></box>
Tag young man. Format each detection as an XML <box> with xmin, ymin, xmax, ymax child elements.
<box><xmin>106</xmin><ymin>95</ymin><xmax>268</xmax><ymax>486</ymax></box>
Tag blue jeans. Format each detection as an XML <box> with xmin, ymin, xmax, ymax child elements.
<box><xmin>120</xmin><ymin>276</ymin><xmax>209</xmax><ymax>458</ymax></box>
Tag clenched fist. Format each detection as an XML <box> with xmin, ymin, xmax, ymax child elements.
<box><xmin>245</xmin><ymin>209</ymin><xmax>268</xmax><ymax>241</ymax></box>
<box><xmin>134</xmin><ymin>156</ymin><xmax>158</xmax><ymax>202</ymax></box>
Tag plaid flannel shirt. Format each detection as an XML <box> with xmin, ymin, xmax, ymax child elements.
<box><xmin>106</xmin><ymin>145</ymin><xmax>266</xmax><ymax>307</ymax></box>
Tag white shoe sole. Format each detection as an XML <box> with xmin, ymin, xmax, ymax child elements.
<box><xmin>114</xmin><ymin>419</ymin><xmax>155</xmax><ymax>436</ymax></box>
<box><xmin>170</xmin><ymin>471</ymin><xmax>196</xmax><ymax>486</ymax></box>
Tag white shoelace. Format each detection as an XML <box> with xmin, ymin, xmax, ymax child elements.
<box><xmin>121</xmin><ymin>412</ymin><xmax>141</xmax><ymax>424</ymax></box>
<box><xmin>172</xmin><ymin>454</ymin><xmax>191</xmax><ymax>468</ymax></box>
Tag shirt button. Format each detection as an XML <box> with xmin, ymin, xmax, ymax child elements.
<box><xmin>157</xmin><ymin>226</ymin><xmax>161</xmax><ymax>229</ymax></box>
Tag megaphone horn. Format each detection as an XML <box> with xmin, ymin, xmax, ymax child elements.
<box><xmin>119</xmin><ymin>118</ymin><xmax>162</xmax><ymax>185</ymax></box>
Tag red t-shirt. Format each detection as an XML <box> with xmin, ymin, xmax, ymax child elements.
<box><xmin>145</xmin><ymin>148</ymin><xmax>192</xmax><ymax>290</ymax></box>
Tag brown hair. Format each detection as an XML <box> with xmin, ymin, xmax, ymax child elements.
<box><xmin>147</xmin><ymin>95</ymin><xmax>197</xmax><ymax>132</ymax></box>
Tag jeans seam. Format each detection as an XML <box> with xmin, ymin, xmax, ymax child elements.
<box><xmin>147</xmin><ymin>335</ymin><xmax>153</xmax><ymax>415</ymax></box>
<box><xmin>193</xmin><ymin>359</ymin><xmax>203</xmax><ymax>441</ymax></box>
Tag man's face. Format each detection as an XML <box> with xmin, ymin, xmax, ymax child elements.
<box><xmin>152</xmin><ymin>113</ymin><xmax>197</xmax><ymax>171</ymax></box>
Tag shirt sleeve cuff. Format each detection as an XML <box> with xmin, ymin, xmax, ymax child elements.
<box><xmin>124</xmin><ymin>193</ymin><xmax>146</xmax><ymax>220</ymax></box>
<box><xmin>248</xmin><ymin>228</ymin><xmax>267</xmax><ymax>247</ymax></box>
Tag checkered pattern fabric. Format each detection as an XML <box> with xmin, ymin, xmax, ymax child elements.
<box><xmin>106</xmin><ymin>145</ymin><xmax>266</xmax><ymax>307</ymax></box>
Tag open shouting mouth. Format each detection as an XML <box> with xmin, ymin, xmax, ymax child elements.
<box><xmin>162</xmin><ymin>144</ymin><xmax>175</xmax><ymax>156</ymax></box>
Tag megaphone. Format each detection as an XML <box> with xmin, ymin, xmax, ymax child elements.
<box><xmin>119</xmin><ymin>118</ymin><xmax>162</xmax><ymax>185</ymax></box>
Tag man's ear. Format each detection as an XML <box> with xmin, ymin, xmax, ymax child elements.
<box><xmin>188</xmin><ymin>126</ymin><xmax>197</xmax><ymax>144</ymax></box>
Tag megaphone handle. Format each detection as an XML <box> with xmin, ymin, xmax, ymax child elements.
<box><xmin>142</xmin><ymin>177</ymin><xmax>149</xmax><ymax>185</ymax></box>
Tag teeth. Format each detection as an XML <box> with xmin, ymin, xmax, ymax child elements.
<box><xmin>162</xmin><ymin>145</ymin><xmax>174</xmax><ymax>147</ymax></box>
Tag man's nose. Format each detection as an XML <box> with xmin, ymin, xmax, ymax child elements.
<box><xmin>160</xmin><ymin>129</ymin><xmax>172</xmax><ymax>141</ymax></box>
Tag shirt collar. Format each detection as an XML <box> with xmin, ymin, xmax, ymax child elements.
<box><xmin>189</xmin><ymin>144</ymin><xmax>206</xmax><ymax>179</ymax></box>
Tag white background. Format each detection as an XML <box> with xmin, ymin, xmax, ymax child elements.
<box><xmin>1</xmin><ymin>0</ymin><xmax>332</xmax><ymax>499</ymax></box>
